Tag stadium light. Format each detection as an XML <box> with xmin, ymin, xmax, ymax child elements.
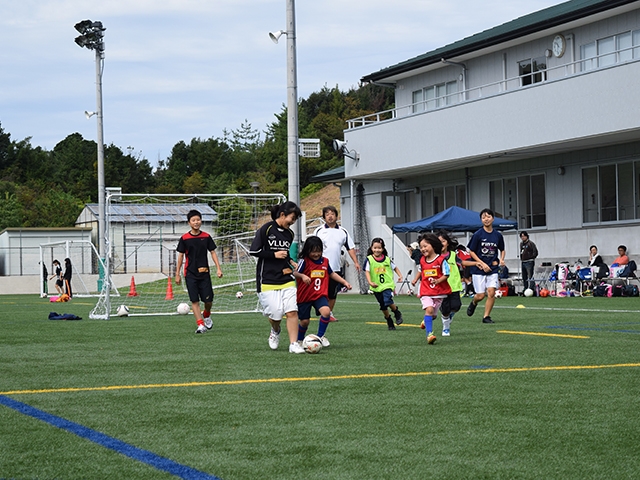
<box><xmin>333</xmin><ymin>139</ymin><xmax>360</xmax><ymax>163</ymax></box>
<box><xmin>74</xmin><ymin>19</ymin><xmax>107</xmax><ymax>263</ymax></box>
<box><xmin>270</xmin><ymin>0</ymin><xmax>301</xmax><ymax>259</ymax></box>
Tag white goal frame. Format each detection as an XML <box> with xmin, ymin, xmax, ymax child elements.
<box><xmin>90</xmin><ymin>192</ymin><xmax>286</xmax><ymax>319</ymax></box>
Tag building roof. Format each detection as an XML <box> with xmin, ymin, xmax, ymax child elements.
<box><xmin>310</xmin><ymin>165</ymin><xmax>345</xmax><ymax>183</ymax></box>
<box><xmin>361</xmin><ymin>0</ymin><xmax>637</xmax><ymax>84</ymax></box>
<box><xmin>78</xmin><ymin>203</ymin><xmax>217</xmax><ymax>224</ymax></box>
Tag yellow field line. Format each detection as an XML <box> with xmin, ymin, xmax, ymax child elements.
<box><xmin>3</xmin><ymin>363</ymin><xmax>639</xmax><ymax>396</ymax></box>
<box><xmin>497</xmin><ymin>330</ymin><xmax>590</xmax><ymax>339</ymax></box>
<box><xmin>366</xmin><ymin>321</ymin><xmax>420</xmax><ymax>328</ymax></box>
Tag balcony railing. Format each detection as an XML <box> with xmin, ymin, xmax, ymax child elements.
<box><xmin>347</xmin><ymin>47</ymin><xmax>640</xmax><ymax>130</ymax></box>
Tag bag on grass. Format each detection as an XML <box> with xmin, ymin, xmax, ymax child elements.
<box><xmin>48</xmin><ymin>312</ymin><xmax>82</xmax><ymax>320</ymax></box>
<box><xmin>622</xmin><ymin>284</ymin><xmax>639</xmax><ymax>297</ymax></box>
<box><xmin>593</xmin><ymin>284</ymin><xmax>608</xmax><ymax>297</ymax></box>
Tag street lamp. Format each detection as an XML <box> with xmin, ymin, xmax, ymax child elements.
<box><xmin>270</xmin><ymin>0</ymin><xmax>301</xmax><ymax>259</ymax></box>
<box><xmin>74</xmin><ymin>19</ymin><xmax>106</xmax><ymax>261</ymax></box>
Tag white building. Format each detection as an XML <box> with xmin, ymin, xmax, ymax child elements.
<box><xmin>335</xmin><ymin>0</ymin><xmax>640</xmax><ymax>274</ymax></box>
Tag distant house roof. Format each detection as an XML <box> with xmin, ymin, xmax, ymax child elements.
<box><xmin>362</xmin><ymin>0</ymin><xmax>637</xmax><ymax>84</ymax></box>
<box><xmin>310</xmin><ymin>165</ymin><xmax>345</xmax><ymax>183</ymax></box>
<box><xmin>77</xmin><ymin>204</ymin><xmax>217</xmax><ymax>224</ymax></box>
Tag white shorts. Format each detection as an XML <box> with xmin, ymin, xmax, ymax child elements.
<box><xmin>472</xmin><ymin>273</ymin><xmax>500</xmax><ymax>294</ymax></box>
<box><xmin>258</xmin><ymin>287</ymin><xmax>298</xmax><ymax>321</ymax></box>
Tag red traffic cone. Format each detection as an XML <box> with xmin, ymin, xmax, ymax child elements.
<box><xmin>165</xmin><ymin>277</ymin><xmax>174</xmax><ymax>300</ymax></box>
<box><xmin>127</xmin><ymin>276</ymin><xmax>138</xmax><ymax>297</ymax></box>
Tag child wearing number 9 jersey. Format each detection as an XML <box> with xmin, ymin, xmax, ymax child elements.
<box><xmin>364</xmin><ymin>237</ymin><xmax>404</xmax><ymax>330</ymax></box>
<box><xmin>295</xmin><ymin>236</ymin><xmax>352</xmax><ymax>347</ymax></box>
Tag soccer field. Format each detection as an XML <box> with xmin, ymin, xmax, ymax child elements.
<box><xmin>1</xmin><ymin>293</ymin><xmax>640</xmax><ymax>479</ymax></box>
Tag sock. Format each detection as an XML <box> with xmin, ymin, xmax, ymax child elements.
<box><xmin>297</xmin><ymin>323</ymin><xmax>308</xmax><ymax>342</ymax></box>
<box><xmin>203</xmin><ymin>310</ymin><xmax>210</xmax><ymax>318</ymax></box>
<box><xmin>197</xmin><ymin>318</ymin><xmax>204</xmax><ymax>326</ymax></box>
<box><xmin>424</xmin><ymin>315</ymin><xmax>433</xmax><ymax>335</ymax></box>
<box><xmin>317</xmin><ymin>316</ymin><xmax>330</xmax><ymax>337</ymax></box>
<box><xmin>450</xmin><ymin>312</ymin><xmax>455</xmax><ymax>321</ymax></box>
<box><xmin>442</xmin><ymin>315</ymin><xmax>451</xmax><ymax>330</ymax></box>
<box><xmin>385</xmin><ymin>316</ymin><xmax>394</xmax><ymax>328</ymax></box>
<box><xmin>393</xmin><ymin>308</ymin><xmax>401</xmax><ymax>319</ymax></box>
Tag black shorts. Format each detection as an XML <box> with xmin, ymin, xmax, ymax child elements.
<box><xmin>298</xmin><ymin>297</ymin><xmax>330</xmax><ymax>320</ymax></box>
<box><xmin>328</xmin><ymin>270</ymin><xmax>344</xmax><ymax>300</ymax></box>
<box><xmin>373</xmin><ymin>289</ymin><xmax>395</xmax><ymax>310</ymax></box>
<box><xmin>440</xmin><ymin>291</ymin><xmax>462</xmax><ymax>316</ymax></box>
<box><xmin>185</xmin><ymin>275</ymin><xmax>214</xmax><ymax>303</ymax></box>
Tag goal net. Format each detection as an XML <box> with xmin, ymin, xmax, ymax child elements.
<box><xmin>39</xmin><ymin>240</ymin><xmax>112</xmax><ymax>298</ymax></box>
<box><xmin>89</xmin><ymin>193</ymin><xmax>286</xmax><ymax>319</ymax></box>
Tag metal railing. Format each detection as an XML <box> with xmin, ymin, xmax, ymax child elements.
<box><xmin>347</xmin><ymin>47</ymin><xmax>640</xmax><ymax>130</ymax></box>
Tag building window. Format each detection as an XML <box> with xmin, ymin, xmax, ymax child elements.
<box><xmin>519</xmin><ymin>57</ymin><xmax>547</xmax><ymax>86</ymax></box>
<box><xmin>421</xmin><ymin>184</ymin><xmax>466</xmax><ymax>217</ymax></box>
<box><xmin>582</xmin><ymin>161</ymin><xmax>640</xmax><ymax>223</ymax></box>
<box><xmin>490</xmin><ymin>175</ymin><xmax>546</xmax><ymax>228</ymax></box>
<box><xmin>383</xmin><ymin>193</ymin><xmax>402</xmax><ymax>219</ymax></box>
<box><xmin>413</xmin><ymin>80</ymin><xmax>459</xmax><ymax>112</ymax></box>
<box><xmin>581</xmin><ymin>29</ymin><xmax>640</xmax><ymax>71</ymax></box>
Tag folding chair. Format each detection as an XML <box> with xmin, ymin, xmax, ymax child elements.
<box><xmin>397</xmin><ymin>269</ymin><xmax>413</xmax><ymax>295</ymax></box>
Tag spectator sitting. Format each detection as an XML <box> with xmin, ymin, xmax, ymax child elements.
<box><xmin>408</xmin><ymin>242</ymin><xmax>422</xmax><ymax>266</ymax></box>
<box><xmin>587</xmin><ymin>245</ymin><xmax>608</xmax><ymax>279</ymax></box>
<box><xmin>612</xmin><ymin>245</ymin><xmax>629</xmax><ymax>266</ymax></box>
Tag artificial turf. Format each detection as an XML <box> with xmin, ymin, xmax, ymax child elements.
<box><xmin>1</xmin><ymin>293</ymin><xmax>640</xmax><ymax>479</ymax></box>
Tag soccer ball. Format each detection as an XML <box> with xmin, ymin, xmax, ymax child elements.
<box><xmin>494</xmin><ymin>289</ymin><xmax>503</xmax><ymax>298</ymax></box>
<box><xmin>235</xmin><ymin>291</ymin><xmax>244</xmax><ymax>299</ymax></box>
<box><xmin>177</xmin><ymin>302</ymin><xmax>190</xmax><ymax>315</ymax></box>
<box><xmin>524</xmin><ymin>288</ymin><xmax>534</xmax><ymax>297</ymax></box>
<box><xmin>116</xmin><ymin>305</ymin><xmax>130</xmax><ymax>317</ymax></box>
<box><xmin>302</xmin><ymin>334</ymin><xmax>323</xmax><ymax>354</ymax></box>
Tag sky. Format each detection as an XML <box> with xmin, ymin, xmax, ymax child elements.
<box><xmin>0</xmin><ymin>0</ymin><xmax>560</xmax><ymax>167</ymax></box>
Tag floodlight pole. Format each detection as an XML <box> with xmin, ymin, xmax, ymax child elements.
<box><xmin>75</xmin><ymin>20</ymin><xmax>106</xmax><ymax>260</ymax></box>
<box><xmin>95</xmin><ymin>48</ymin><xmax>106</xmax><ymax>260</ymax></box>
<box><xmin>286</xmin><ymin>0</ymin><xmax>301</xmax><ymax>259</ymax></box>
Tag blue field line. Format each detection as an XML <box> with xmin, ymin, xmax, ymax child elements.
<box><xmin>0</xmin><ymin>395</ymin><xmax>221</xmax><ymax>480</ymax></box>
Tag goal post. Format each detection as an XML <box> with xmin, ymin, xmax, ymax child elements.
<box><xmin>89</xmin><ymin>193</ymin><xmax>286</xmax><ymax>319</ymax></box>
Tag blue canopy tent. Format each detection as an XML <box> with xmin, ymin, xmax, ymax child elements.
<box><xmin>392</xmin><ymin>206</ymin><xmax>518</xmax><ymax>233</ymax></box>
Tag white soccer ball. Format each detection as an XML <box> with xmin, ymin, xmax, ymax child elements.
<box><xmin>494</xmin><ymin>289</ymin><xmax>503</xmax><ymax>298</ymax></box>
<box><xmin>302</xmin><ymin>334</ymin><xmax>323</xmax><ymax>354</ymax></box>
<box><xmin>235</xmin><ymin>291</ymin><xmax>244</xmax><ymax>299</ymax></box>
<box><xmin>177</xmin><ymin>302</ymin><xmax>190</xmax><ymax>315</ymax></box>
<box><xmin>524</xmin><ymin>288</ymin><xmax>534</xmax><ymax>297</ymax></box>
<box><xmin>116</xmin><ymin>304</ymin><xmax>130</xmax><ymax>317</ymax></box>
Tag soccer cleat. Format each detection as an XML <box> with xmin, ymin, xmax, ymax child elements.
<box><xmin>427</xmin><ymin>332</ymin><xmax>437</xmax><ymax>344</ymax></box>
<box><xmin>329</xmin><ymin>314</ymin><xmax>338</xmax><ymax>322</ymax></box>
<box><xmin>195</xmin><ymin>324</ymin><xmax>207</xmax><ymax>334</ymax></box>
<box><xmin>204</xmin><ymin>316</ymin><xmax>213</xmax><ymax>330</ymax></box>
<box><xmin>394</xmin><ymin>309</ymin><xmax>403</xmax><ymax>325</ymax></box>
<box><xmin>289</xmin><ymin>342</ymin><xmax>305</xmax><ymax>354</ymax></box>
<box><xmin>320</xmin><ymin>336</ymin><xmax>330</xmax><ymax>347</ymax></box>
<box><xmin>467</xmin><ymin>301</ymin><xmax>477</xmax><ymax>317</ymax></box>
<box><xmin>268</xmin><ymin>329</ymin><xmax>280</xmax><ymax>350</ymax></box>
<box><xmin>388</xmin><ymin>324</ymin><xmax>396</xmax><ymax>330</ymax></box>
<box><xmin>482</xmin><ymin>316</ymin><xmax>495</xmax><ymax>324</ymax></box>
<box><xmin>420</xmin><ymin>320</ymin><xmax>425</xmax><ymax>329</ymax></box>
<box><xmin>442</xmin><ymin>329</ymin><xmax>450</xmax><ymax>337</ymax></box>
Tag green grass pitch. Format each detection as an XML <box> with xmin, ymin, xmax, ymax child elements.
<box><xmin>1</xmin><ymin>293</ymin><xmax>640</xmax><ymax>479</ymax></box>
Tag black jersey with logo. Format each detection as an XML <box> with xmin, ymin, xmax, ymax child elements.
<box><xmin>249</xmin><ymin>220</ymin><xmax>295</xmax><ymax>292</ymax></box>
<box><xmin>176</xmin><ymin>230</ymin><xmax>217</xmax><ymax>279</ymax></box>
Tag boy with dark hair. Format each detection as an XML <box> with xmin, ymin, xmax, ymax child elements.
<box><xmin>175</xmin><ymin>209</ymin><xmax>223</xmax><ymax>334</ymax></box>
<box><xmin>466</xmin><ymin>208</ymin><xmax>505</xmax><ymax>324</ymax></box>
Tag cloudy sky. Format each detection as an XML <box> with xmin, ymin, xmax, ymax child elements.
<box><xmin>0</xmin><ymin>0</ymin><xmax>559</xmax><ymax>166</ymax></box>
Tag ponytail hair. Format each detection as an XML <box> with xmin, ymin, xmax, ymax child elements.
<box><xmin>270</xmin><ymin>201</ymin><xmax>301</xmax><ymax>221</ymax></box>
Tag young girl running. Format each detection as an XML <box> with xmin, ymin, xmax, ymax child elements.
<box><xmin>411</xmin><ymin>233</ymin><xmax>451</xmax><ymax>344</ymax></box>
<box><xmin>249</xmin><ymin>201</ymin><xmax>305</xmax><ymax>354</ymax></box>
<box><xmin>295</xmin><ymin>236</ymin><xmax>352</xmax><ymax>347</ymax></box>
<box><xmin>436</xmin><ymin>230</ymin><xmax>465</xmax><ymax>337</ymax></box>
<box><xmin>364</xmin><ymin>238</ymin><xmax>403</xmax><ymax>330</ymax></box>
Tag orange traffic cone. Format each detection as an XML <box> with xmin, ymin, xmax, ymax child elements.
<box><xmin>127</xmin><ymin>276</ymin><xmax>138</xmax><ymax>297</ymax></box>
<box><xmin>165</xmin><ymin>277</ymin><xmax>174</xmax><ymax>300</ymax></box>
